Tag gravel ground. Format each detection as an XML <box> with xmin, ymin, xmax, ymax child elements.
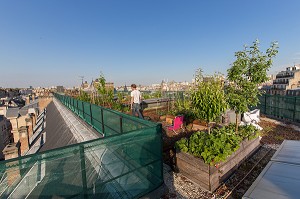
<box><xmin>160</xmin><ymin>117</ymin><xmax>300</xmax><ymax>199</ymax></box>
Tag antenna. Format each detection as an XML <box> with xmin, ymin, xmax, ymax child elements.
<box><xmin>79</xmin><ymin>76</ymin><xmax>84</xmax><ymax>84</ymax></box>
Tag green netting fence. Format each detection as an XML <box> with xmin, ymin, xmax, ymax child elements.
<box><xmin>54</xmin><ymin>93</ymin><xmax>155</xmax><ymax>137</ymax></box>
<box><xmin>0</xmin><ymin>94</ymin><xmax>163</xmax><ymax>198</ymax></box>
<box><xmin>258</xmin><ymin>94</ymin><xmax>300</xmax><ymax>122</ymax></box>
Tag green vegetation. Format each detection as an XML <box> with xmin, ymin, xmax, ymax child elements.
<box><xmin>191</xmin><ymin>69</ymin><xmax>227</xmax><ymax>133</ymax></box>
<box><xmin>77</xmin><ymin>90</ymin><xmax>91</xmax><ymax>102</ymax></box>
<box><xmin>95</xmin><ymin>72</ymin><xmax>115</xmax><ymax>108</ymax></box>
<box><xmin>226</xmin><ymin>40</ymin><xmax>278</xmax><ymax>133</ymax></box>
<box><xmin>175</xmin><ymin>124</ymin><xmax>259</xmax><ymax>165</ymax></box>
<box><xmin>169</xmin><ymin>93</ymin><xmax>195</xmax><ymax>123</ymax></box>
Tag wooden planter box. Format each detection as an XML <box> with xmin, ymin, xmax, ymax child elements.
<box><xmin>176</xmin><ymin>136</ymin><xmax>261</xmax><ymax>192</ymax></box>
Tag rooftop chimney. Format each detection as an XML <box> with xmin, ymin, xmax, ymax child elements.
<box><xmin>25</xmin><ymin>117</ymin><xmax>33</xmax><ymax>138</ymax></box>
<box><xmin>2</xmin><ymin>143</ymin><xmax>20</xmax><ymax>186</ymax></box>
<box><xmin>25</xmin><ymin>96</ymin><xmax>30</xmax><ymax>105</ymax></box>
<box><xmin>18</xmin><ymin>126</ymin><xmax>29</xmax><ymax>155</ymax></box>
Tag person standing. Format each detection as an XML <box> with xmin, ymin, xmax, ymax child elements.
<box><xmin>130</xmin><ymin>84</ymin><xmax>143</xmax><ymax>119</ymax></box>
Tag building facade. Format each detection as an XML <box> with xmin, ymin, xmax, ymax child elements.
<box><xmin>0</xmin><ymin>115</ymin><xmax>13</xmax><ymax>160</ymax></box>
<box><xmin>270</xmin><ymin>65</ymin><xmax>300</xmax><ymax>95</ymax></box>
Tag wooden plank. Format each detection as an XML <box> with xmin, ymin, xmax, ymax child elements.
<box><xmin>176</xmin><ymin>151</ymin><xmax>209</xmax><ymax>172</ymax></box>
<box><xmin>176</xmin><ymin>158</ymin><xmax>210</xmax><ymax>182</ymax></box>
<box><xmin>180</xmin><ymin>171</ymin><xmax>210</xmax><ymax>191</ymax></box>
<box><xmin>177</xmin><ymin>137</ymin><xmax>261</xmax><ymax>192</ymax></box>
<box><xmin>219</xmin><ymin>138</ymin><xmax>260</xmax><ymax>174</ymax></box>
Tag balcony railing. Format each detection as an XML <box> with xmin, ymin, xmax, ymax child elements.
<box><xmin>276</xmin><ymin>74</ymin><xmax>294</xmax><ymax>78</ymax></box>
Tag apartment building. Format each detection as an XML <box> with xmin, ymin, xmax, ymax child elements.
<box><xmin>270</xmin><ymin>65</ymin><xmax>300</xmax><ymax>95</ymax></box>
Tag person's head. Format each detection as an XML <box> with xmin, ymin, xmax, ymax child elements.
<box><xmin>131</xmin><ymin>84</ymin><xmax>137</xmax><ymax>90</ymax></box>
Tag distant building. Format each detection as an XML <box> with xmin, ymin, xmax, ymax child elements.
<box><xmin>0</xmin><ymin>89</ymin><xmax>6</xmax><ymax>98</ymax></box>
<box><xmin>56</xmin><ymin>86</ymin><xmax>65</xmax><ymax>93</ymax></box>
<box><xmin>270</xmin><ymin>65</ymin><xmax>300</xmax><ymax>95</ymax></box>
<box><xmin>33</xmin><ymin>88</ymin><xmax>51</xmax><ymax>97</ymax></box>
<box><xmin>19</xmin><ymin>88</ymin><xmax>33</xmax><ymax>96</ymax></box>
<box><xmin>105</xmin><ymin>82</ymin><xmax>114</xmax><ymax>91</ymax></box>
<box><xmin>286</xmin><ymin>88</ymin><xmax>300</xmax><ymax>96</ymax></box>
<box><xmin>0</xmin><ymin>115</ymin><xmax>13</xmax><ymax>160</ymax></box>
<box><xmin>81</xmin><ymin>81</ymin><xmax>89</xmax><ymax>89</ymax></box>
<box><xmin>91</xmin><ymin>79</ymin><xmax>114</xmax><ymax>91</ymax></box>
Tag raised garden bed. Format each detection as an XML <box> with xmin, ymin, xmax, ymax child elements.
<box><xmin>176</xmin><ymin>136</ymin><xmax>261</xmax><ymax>192</ymax></box>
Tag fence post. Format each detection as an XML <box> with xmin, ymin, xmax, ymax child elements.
<box><xmin>79</xmin><ymin>145</ymin><xmax>88</xmax><ymax>199</ymax></box>
<box><xmin>89</xmin><ymin>103</ymin><xmax>93</xmax><ymax>126</ymax></box>
<box><xmin>293</xmin><ymin>97</ymin><xmax>296</xmax><ymax>122</ymax></box>
<box><xmin>82</xmin><ymin>101</ymin><xmax>85</xmax><ymax>120</ymax></box>
<box><xmin>76</xmin><ymin>100</ymin><xmax>79</xmax><ymax>114</ymax></box>
<box><xmin>120</xmin><ymin>116</ymin><xmax>123</xmax><ymax>133</ymax></box>
<box><xmin>264</xmin><ymin>94</ymin><xmax>267</xmax><ymax>114</ymax></box>
<box><xmin>101</xmin><ymin>108</ymin><xmax>105</xmax><ymax>135</ymax></box>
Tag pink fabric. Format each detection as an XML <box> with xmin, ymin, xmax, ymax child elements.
<box><xmin>168</xmin><ymin>116</ymin><xmax>184</xmax><ymax>131</ymax></box>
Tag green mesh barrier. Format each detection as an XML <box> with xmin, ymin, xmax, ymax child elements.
<box><xmin>54</xmin><ymin>93</ymin><xmax>155</xmax><ymax>137</ymax></box>
<box><xmin>0</xmin><ymin>94</ymin><xmax>163</xmax><ymax>198</ymax></box>
<box><xmin>258</xmin><ymin>94</ymin><xmax>300</xmax><ymax>122</ymax></box>
<box><xmin>0</xmin><ymin>126</ymin><xmax>163</xmax><ymax>198</ymax></box>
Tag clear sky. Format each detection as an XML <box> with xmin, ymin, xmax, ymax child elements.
<box><xmin>1</xmin><ymin>0</ymin><xmax>300</xmax><ymax>88</ymax></box>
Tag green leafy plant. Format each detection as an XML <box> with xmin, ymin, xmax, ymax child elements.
<box><xmin>175</xmin><ymin>125</ymin><xmax>259</xmax><ymax>165</ymax></box>
<box><xmin>95</xmin><ymin>72</ymin><xmax>115</xmax><ymax>108</ymax></box>
<box><xmin>169</xmin><ymin>94</ymin><xmax>196</xmax><ymax>123</ymax></box>
<box><xmin>191</xmin><ymin>69</ymin><xmax>227</xmax><ymax>133</ymax></box>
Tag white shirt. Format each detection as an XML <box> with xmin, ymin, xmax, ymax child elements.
<box><xmin>131</xmin><ymin>90</ymin><xmax>141</xmax><ymax>104</ymax></box>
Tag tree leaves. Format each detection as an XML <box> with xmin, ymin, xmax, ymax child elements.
<box><xmin>226</xmin><ymin>40</ymin><xmax>278</xmax><ymax>132</ymax></box>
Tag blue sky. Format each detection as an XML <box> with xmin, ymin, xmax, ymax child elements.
<box><xmin>1</xmin><ymin>0</ymin><xmax>300</xmax><ymax>88</ymax></box>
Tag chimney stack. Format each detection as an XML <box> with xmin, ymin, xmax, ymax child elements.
<box><xmin>2</xmin><ymin>143</ymin><xmax>20</xmax><ymax>186</ymax></box>
<box><xmin>25</xmin><ymin>117</ymin><xmax>33</xmax><ymax>138</ymax></box>
<box><xmin>18</xmin><ymin>126</ymin><xmax>29</xmax><ymax>155</ymax></box>
<box><xmin>32</xmin><ymin>113</ymin><xmax>36</xmax><ymax>129</ymax></box>
<box><xmin>25</xmin><ymin>96</ymin><xmax>30</xmax><ymax>105</ymax></box>
<box><xmin>31</xmin><ymin>93</ymin><xmax>35</xmax><ymax>101</ymax></box>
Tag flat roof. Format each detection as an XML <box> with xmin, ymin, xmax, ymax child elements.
<box><xmin>243</xmin><ymin>140</ymin><xmax>300</xmax><ymax>199</ymax></box>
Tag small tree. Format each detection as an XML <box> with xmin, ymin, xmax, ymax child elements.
<box><xmin>77</xmin><ymin>90</ymin><xmax>91</xmax><ymax>102</ymax></box>
<box><xmin>191</xmin><ymin>69</ymin><xmax>227</xmax><ymax>133</ymax></box>
<box><xmin>226</xmin><ymin>40</ymin><xmax>278</xmax><ymax>133</ymax></box>
<box><xmin>96</xmin><ymin>72</ymin><xmax>114</xmax><ymax>108</ymax></box>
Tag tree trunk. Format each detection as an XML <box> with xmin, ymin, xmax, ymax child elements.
<box><xmin>207</xmin><ymin>122</ymin><xmax>211</xmax><ymax>134</ymax></box>
<box><xmin>235</xmin><ymin>112</ymin><xmax>239</xmax><ymax>134</ymax></box>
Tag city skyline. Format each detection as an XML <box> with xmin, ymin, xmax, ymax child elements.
<box><xmin>1</xmin><ymin>0</ymin><xmax>300</xmax><ymax>88</ymax></box>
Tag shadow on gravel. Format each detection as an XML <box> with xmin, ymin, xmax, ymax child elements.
<box><xmin>221</xmin><ymin>146</ymin><xmax>277</xmax><ymax>199</ymax></box>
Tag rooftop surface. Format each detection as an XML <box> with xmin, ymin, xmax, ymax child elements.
<box><xmin>243</xmin><ymin>140</ymin><xmax>300</xmax><ymax>199</ymax></box>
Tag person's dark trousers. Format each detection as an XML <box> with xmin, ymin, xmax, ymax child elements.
<box><xmin>132</xmin><ymin>103</ymin><xmax>143</xmax><ymax>119</ymax></box>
